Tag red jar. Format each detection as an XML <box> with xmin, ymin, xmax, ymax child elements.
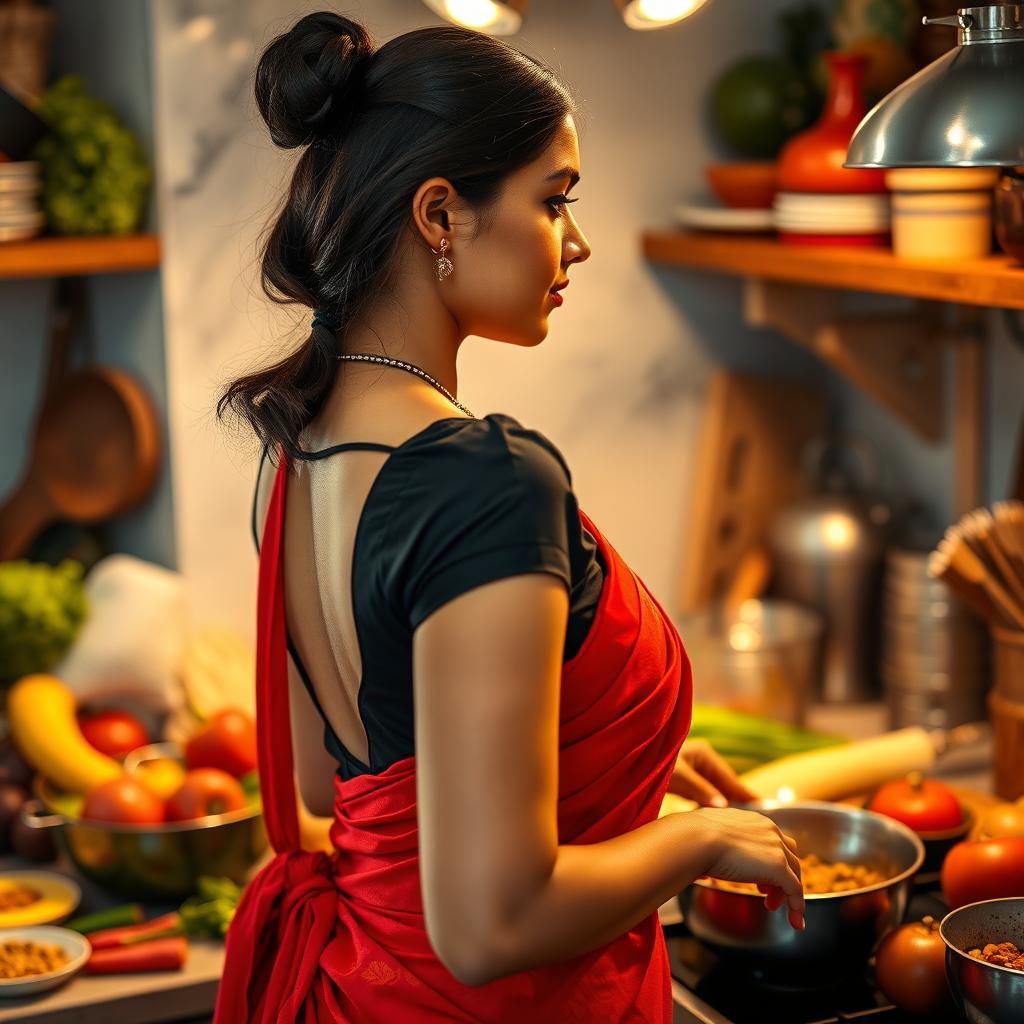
<box><xmin>778</xmin><ymin>52</ymin><xmax>888</xmax><ymax>194</ymax></box>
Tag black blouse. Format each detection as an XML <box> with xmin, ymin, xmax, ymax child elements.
<box><xmin>252</xmin><ymin>412</ymin><xmax>606</xmax><ymax>779</ymax></box>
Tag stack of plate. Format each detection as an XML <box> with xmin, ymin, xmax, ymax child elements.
<box><xmin>773</xmin><ymin>192</ymin><xmax>890</xmax><ymax>246</ymax></box>
<box><xmin>881</xmin><ymin>547</ymin><xmax>989</xmax><ymax>730</ymax></box>
<box><xmin>0</xmin><ymin>160</ymin><xmax>45</xmax><ymax>242</ymax></box>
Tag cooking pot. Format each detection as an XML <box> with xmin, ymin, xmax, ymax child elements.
<box><xmin>677</xmin><ymin>800</ymin><xmax>924</xmax><ymax>985</ymax></box>
<box><xmin>18</xmin><ymin>742</ymin><xmax>269</xmax><ymax>901</ymax></box>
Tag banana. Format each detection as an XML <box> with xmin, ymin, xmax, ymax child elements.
<box><xmin>8</xmin><ymin>674</ymin><xmax>123</xmax><ymax>794</ymax></box>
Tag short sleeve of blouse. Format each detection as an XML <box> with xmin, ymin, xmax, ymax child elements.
<box><xmin>388</xmin><ymin>414</ymin><xmax>574</xmax><ymax>631</ymax></box>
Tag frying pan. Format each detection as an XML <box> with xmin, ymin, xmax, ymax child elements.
<box><xmin>0</xmin><ymin>366</ymin><xmax>162</xmax><ymax>561</ymax></box>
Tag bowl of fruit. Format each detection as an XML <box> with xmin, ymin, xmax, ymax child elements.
<box><xmin>10</xmin><ymin>676</ymin><xmax>268</xmax><ymax>901</ymax></box>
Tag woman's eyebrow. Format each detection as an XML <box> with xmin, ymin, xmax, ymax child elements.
<box><xmin>544</xmin><ymin>165</ymin><xmax>580</xmax><ymax>189</ymax></box>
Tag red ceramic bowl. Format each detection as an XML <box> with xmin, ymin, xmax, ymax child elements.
<box><xmin>705</xmin><ymin>162</ymin><xmax>779</xmax><ymax>209</ymax></box>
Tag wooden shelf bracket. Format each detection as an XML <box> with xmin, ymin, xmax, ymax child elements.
<box><xmin>743</xmin><ymin>278</ymin><xmax>945</xmax><ymax>443</ymax></box>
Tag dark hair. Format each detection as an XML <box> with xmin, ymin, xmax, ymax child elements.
<box><xmin>216</xmin><ymin>11</ymin><xmax>578</xmax><ymax>464</ymax></box>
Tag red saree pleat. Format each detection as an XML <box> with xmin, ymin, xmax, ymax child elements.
<box><xmin>214</xmin><ymin>447</ymin><xmax>692</xmax><ymax>1023</ymax></box>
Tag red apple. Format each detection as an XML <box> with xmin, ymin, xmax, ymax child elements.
<box><xmin>164</xmin><ymin>768</ymin><xmax>247</xmax><ymax>822</ymax></box>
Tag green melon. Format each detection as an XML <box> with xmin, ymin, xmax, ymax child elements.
<box><xmin>710</xmin><ymin>56</ymin><xmax>814</xmax><ymax>160</ymax></box>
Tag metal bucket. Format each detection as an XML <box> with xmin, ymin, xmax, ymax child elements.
<box><xmin>674</xmin><ymin>599</ymin><xmax>824</xmax><ymax>726</ymax></box>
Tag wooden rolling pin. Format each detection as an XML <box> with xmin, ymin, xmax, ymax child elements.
<box><xmin>660</xmin><ymin>723</ymin><xmax>984</xmax><ymax>816</ymax></box>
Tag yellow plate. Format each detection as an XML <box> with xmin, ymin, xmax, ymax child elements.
<box><xmin>0</xmin><ymin>871</ymin><xmax>81</xmax><ymax>928</ymax></box>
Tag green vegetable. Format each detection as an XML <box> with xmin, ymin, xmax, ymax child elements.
<box><xmin>0</xmin><ymin>559</ymin><xmax>88</xmax><ymax>684</ymax></box>
<box><xmin>65</xmin><ymin>903</ymin><xmax>144</xmax><ymax>934</ymax></box>
<box><xmin>689</xmin><ymin>703</ymin><xmax>848</xmax><ymax>771</ymax></box>
<box><xmin>178</xmin><ymin>876</ymin><xmax>244</xmax><ymax>939</ymax></box>
<box><xmin>32</xmin><ymin>75</ymin><xmax>152</xmax><ymax>236</ymax></box>
<box><xmin>103</xmin><ymin>876</ymin><xmax>245</xmax><ymax>947</ymax></box>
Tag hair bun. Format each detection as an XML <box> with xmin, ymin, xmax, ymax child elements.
<box><xmin>255</xmin><ymin>12</ymin><xmax>374</xmax><ymax>149</ymax></box>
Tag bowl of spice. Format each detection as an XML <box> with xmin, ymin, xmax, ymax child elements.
<box><xmin>0</xmin><ymin>925</ymin><xmax>90</xmax><ymax>996</ymax></box>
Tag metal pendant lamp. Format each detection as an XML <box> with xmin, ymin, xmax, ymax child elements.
<box><xmin>846</xmin><ymin>3</ymin><xmax>1024</xmax><ymax>168</ymax></box>
<box><xmin>613</xmin><ymin>0</ymin><xmax>710</xmax><ymax>30</ymax></box>
<box><xmin>419</xmin><ymin>0</ymin><xmax>527</xmax><ymax>35</ymax></box>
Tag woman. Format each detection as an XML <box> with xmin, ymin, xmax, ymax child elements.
<box><xmin>214</xmin><ymin>12</ymin><xmax>805</xmax><ymax>1023</ymax></box>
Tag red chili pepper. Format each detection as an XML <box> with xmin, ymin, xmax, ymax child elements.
<box><xmin>87</xmin><ymin>911</ymin><xmax>184</xmax><ymax>950</ymax></box>
<box><xmin>83</xmin><ymin>936</ymin><xmax>188</xmax><ymax>974</ymax></box>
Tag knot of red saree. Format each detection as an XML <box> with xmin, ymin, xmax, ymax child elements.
<box><xmin>214</xmin><ymin>447</ymin><xmax>692</xmax><ymax>1023</ymax></box>
<box><xmin>218</xmin><ymin>848</ymin><xmax>338</xmax><ymax>1022</ymax></box>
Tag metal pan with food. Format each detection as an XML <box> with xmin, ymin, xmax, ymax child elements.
<box><xmin>676</xmin><ymin>800</ymin><xmax>924</xmax><ymax>985</ymax></box>
<box><xmin>941</xmin><ymin>896</ymin><xmax>1024</xmax><ymax>1024</ymax></box>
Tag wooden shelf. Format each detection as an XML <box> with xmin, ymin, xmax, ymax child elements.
<box><xmin>0</xmin><ymin>234</ymin><xmax>160</xmax><ymax>279</ymax></box>
<box><xmin>642</xmin><ymin>231</ymin><xmax>1024</xmax><ymax>310</ymax></box>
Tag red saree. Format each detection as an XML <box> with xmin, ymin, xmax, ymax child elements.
<box><xmin>214</xmin><ymin>446</ymin><xmax>693</xmax><ymax>1023</ymax></box>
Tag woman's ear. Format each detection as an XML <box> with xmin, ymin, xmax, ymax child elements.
<box><xmin>412</xmin><ymin>177</ymin><xmax>464</xmax><ymax>249</ymax></box>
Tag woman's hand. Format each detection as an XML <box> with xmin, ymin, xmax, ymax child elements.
<box><xmin>668</xmin><ymin>737</ymin><xmax>760</xmax><ymax>808</ymax></box>
<box><xmin>694</xmin><ymin>806</ymin><xmax>806</xmax><ymax>930</ymax></box>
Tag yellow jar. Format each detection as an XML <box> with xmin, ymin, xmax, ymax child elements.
<box><xmin>886</xmin><ymin>167</ymin><xmax>1000</xmax><ymax>261</ymax></box>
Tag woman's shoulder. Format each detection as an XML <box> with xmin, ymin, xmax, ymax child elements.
<box><xmin>405</xmin><ymin>412</ymin><xmax>573</xmax><ymax>488</ymax></box>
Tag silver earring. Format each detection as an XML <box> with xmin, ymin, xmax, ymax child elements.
<box><xmin>431</xmin><ymin>237</ymin><xmax>453</xmax><ymax>282</ymax></box>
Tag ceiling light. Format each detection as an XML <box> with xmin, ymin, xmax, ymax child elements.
<box><xmin>846</xmin><ymin>3</ymin><xmax>1024</xmax><ymax>168</ymax></box>
<box><xmin>419</xmin><ymin>0</ymin><xmax>526</xmax><ymax>35</ymax></box>
<box><xmin>614</xmin><ymin>0</ymin><xmax>710</xmax><ymax>30</ymax></box>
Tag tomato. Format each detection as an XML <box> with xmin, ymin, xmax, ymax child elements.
<box><xmin>941</xmin><ymin>835</ymin><xmax>1024</xmax><ymax>909</ymax></box>
<box><xmin>874</xmin><ymin>915</ymin><xmax>954</xmax><ymax>1017</ymax></box>
<box><xmin>973</xmin><ymin>802</ymin><xmax>1024</xmax><ymax>840</ymax></box>
<box><xmin>867</xmin><ymin>772</ymin><xmax>963</xmax><ymax>832</ymax></box>
<box><xmin>164</xmin><ymin>768</ymin><xmax>247</xmax><ymax>821</ymax></box>
<box><xmin>185</xmin><ymin>709</ymin><xmax>257</xmax><ymax>778</ymax></box>
<box><xmin>77</xmin><ymin>709</ymin><xmax>150</xmax><ymax>761</ymax></box>
<box><xmin>82</xmin><ymin>777</ymin><xmax>165</xmax><ymax>825</ymax></box>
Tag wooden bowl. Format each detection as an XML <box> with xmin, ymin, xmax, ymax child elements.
<box><xmin>705</xmin><ymin>162</ymin><xmax>779</xmax><ymax>209</ymax></box>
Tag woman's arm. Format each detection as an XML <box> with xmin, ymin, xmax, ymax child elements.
<box><xmin>414</xmin><ymin>573</ymin><xmax>804</xmax><ymax>987</ymax></box>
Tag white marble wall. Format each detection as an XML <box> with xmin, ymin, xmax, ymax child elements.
<box><xmin>151</xmin><ymin>0</ymin><xmax>808</xmax><ymax>641</ymax></box>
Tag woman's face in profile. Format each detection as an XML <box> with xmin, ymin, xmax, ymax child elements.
<box><xmin>449</xmin><ymin>113</ymin><xmax>591</xmax><ymax>348</ymax></box>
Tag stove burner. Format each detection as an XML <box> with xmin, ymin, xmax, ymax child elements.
<box><xmin>667</xmin><ymin>885</ymin><xmax>955</xmax><ymax>1024</ymax></box>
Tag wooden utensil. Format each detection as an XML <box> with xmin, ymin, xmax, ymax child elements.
<box><xmin>0</xmin><ymin>366</ymin><xmax>161</xmax><ymax>561</ymax></box>
<box><xmin>723</xmin><ymin>546</ymin><xmax>772</xmax><ymax>616</ymax></box>
<box><xmin>678</xmin><ymin>372</ymin><xmax>825</xmax><ymax>614</ymax></box>
<box><xmin>928</xmin><ymin>511</ymin><xmax>1024</xmax><ymax>630</ymax></box>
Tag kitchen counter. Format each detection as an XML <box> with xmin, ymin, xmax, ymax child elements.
<box><xmin>0</xmin><ymin>852</ymin><xmax>224</xmax><ymax>1024</ymax></box>
<box><xmin>0</xmin><ymin>702</ymin><xmax>995</xmax><ymax>1022</ymax></box>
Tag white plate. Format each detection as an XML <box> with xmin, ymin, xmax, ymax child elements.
<box><xmin>674</xmin><ymin>204</ymin><xmax>774</xmax><ymax>232</ymax></box>
<box><xmin>775</xmin><ymin>191</ymin><xmax>889</xmax><ymax>209</ymax></box>
<box><xmin>0</xmin><ymin>209</ymin><xmax>44</xmax><ymax>229</ymax></box>
<box><xmin>774</xmin><ymin>221</ymin><xmax>889</xmax><ymax>235</ymax></box>
<box><xmin>774</xmin><ymin>214</ymin><xmax>890</xmax><ymax>230</ymax></box>
<box><xmin>0</xmin><ymin>161</ymin><xmax>40</xmax><ymax>177</ymax></box>
<box><xmin>775</xmin><ymin>203</ymin><xmax>889</xmax><ymax>218</ymax></box>
<box><xmin>0</xmin><ymin>926</ymin><xmax>91</xmax><ymax>997</ymax></box>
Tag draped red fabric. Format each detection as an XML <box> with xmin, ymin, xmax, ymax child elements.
<box><xmin>214</xmin><ymin>447</ymin><xmax>693</xmax><ymax>1023</ymax></box>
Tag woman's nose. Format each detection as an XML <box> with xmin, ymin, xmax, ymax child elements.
<box><xmin>565</xmin><ymin>230</ymin><xmax>591</xmax><ymax>265</ymax></box>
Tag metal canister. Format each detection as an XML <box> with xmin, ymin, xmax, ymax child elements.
<box><xmin>881</xmin><ymin>546</ymin><xmax>989</xmax><ymax>730</ymax></box>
